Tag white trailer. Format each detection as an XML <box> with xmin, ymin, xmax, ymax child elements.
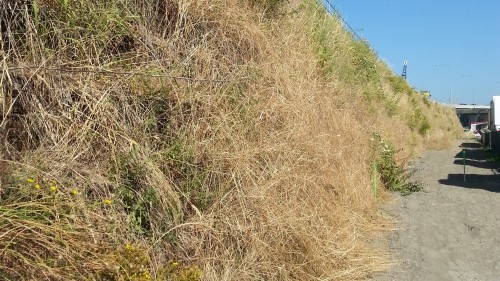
<box><xmin>490</xmin><ymin>96</ymin><xmax>500</xmax><ymax>131</ymax></box>
<box><xmin>489</xmin><ymin>96</ymin><xmax>500</xmax><ymax>153</ymax></box>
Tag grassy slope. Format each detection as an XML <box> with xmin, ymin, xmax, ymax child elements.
<box><xmin>0</xmin><ymin>0</ymin><xmax>462</xmax><ymax>280</ymax></box>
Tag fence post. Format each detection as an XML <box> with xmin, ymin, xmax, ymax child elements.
<box><xmin>463</xmin><ymin>149</ymin><xmax>466</xmax><ymax>183</ymax></box>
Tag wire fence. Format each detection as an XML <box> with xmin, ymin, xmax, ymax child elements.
<box><xmin>323</xmin><ymin>0</ymin><xmax>364</xmax><ymax>41</ymax></box>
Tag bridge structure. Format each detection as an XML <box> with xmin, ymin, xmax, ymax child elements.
<box><xmin>452</xmin><ymin>104</ymin><xmax>489</xmax><ymax>128</ymax></box>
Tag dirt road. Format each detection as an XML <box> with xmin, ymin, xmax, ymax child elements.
<box><xmin>375</xmin><ymin>139</ymin><xmax>500</xmax><ymax>281</ymax></box>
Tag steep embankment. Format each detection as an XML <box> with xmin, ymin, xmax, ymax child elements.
<box><xmin>0</xmin><ymin>0</ymin><xmax>462</xmax><ymax>280</ymax></box>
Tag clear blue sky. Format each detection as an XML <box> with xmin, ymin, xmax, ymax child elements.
<box><xmin>324</xmin><ymin>0</ymin><xmax>500</xmax><ymax>105</ymax></box>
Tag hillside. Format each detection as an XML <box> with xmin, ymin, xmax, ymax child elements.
<box><xmin>0</xmin><ymin>0</ymin><xmax>462</xmax><ymax>280</ymax></box>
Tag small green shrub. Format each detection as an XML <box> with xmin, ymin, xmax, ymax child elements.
<box><xmin>113</xmin><ymin>244</ymin><xmax>152</xmax><ymax>280</ymax></box>
<box><xmin>408</xmin><ymin>108</ymin><xmax>431</xmax><ymax>135</ymax></box>
<box><xmin>115</xmin><ymin>153</ymin><xmax>158</xmax><ymax>235</ymax></box>
<box><xmin>312</xmin><ymin>16</ymin><xmax>336</xmax><ymax>76</ymax></box>
<box><xmin>419</xmin><ymin>117</ymin><xmax>431</xmax><ymax>135</ymax></box>
<box><xmin>387</xmin><ymin>76</ymin><xmax>412</xmax><ymax>95</ymax></box>
<box><xmin>373</xmin><ymin>133</ymin><xmax>422</xmax><ymax>195</ymax></box>
<box><xmin>352</xmin><ymin>41</ymin><xmax>378</xmax><ymax>83</ymax></box>
<box><xmin>160</xmin><ymin>139</ymin><xmax>211</xmax><ymax>211</ymax></box>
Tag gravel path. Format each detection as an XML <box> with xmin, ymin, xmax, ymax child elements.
<box><xmin>374</xmin><ymin>139</ymin><xmax>500</xmax><ymax>281</ymax></box>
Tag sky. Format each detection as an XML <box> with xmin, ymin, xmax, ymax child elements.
<box><xmin>324</xmin><ymin>0</ymin><xmax>500</xmax><ymax>105</ymax></box>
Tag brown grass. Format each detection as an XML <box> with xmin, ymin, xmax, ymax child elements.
<box><xmin>0</xmin><ymin>0</ymin><xmax>462</xmax><ymax>280</ymax></box>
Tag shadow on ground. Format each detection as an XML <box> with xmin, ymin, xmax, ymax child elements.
<box><xmin>454</xmin><ymin>142</ymin><xmax>488</xmax><ymax>161</ymax></box>
<box><xmin>459</xmin><ymin>142</ymin><xmax>482</xmax><ymax>149</ymax></box>
<box><xmin>440</xmin><ymin>141</ymin><xmax>500</xmax><ymax>193</ymax></box>
<box><xmin>439</xmin><ymin>174</ymin><xmax>500</xmax><ymax>193</ymax></box>
<box><xmin>452</xmin><ymin>159</ymin><xmax>497</xmax><ymax>169</ymax></box>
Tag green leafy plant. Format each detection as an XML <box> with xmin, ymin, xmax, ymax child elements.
<box><xmin>373</xmin><ymin>133</ymin><xmax>422</xmax><ymax>195</ymax></box>
<box><xmin>115</xmin><ymin>153</ymin><xmax>159</xmax><ymax>235</ymax></box>
<box><xmin>419</xmin><ymin>117</ymin><xmax>431</xmax><ymax>135</ymax></box>
<box><xmin>161</xmin><ymin>139</ymin><xmax>211</xmax><ymax>211</ymax></box>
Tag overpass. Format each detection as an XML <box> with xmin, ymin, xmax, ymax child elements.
<box><xmin>452</xmin><ymin>104</ymin><xmax>489</xmax><ymax>128</ymax></box>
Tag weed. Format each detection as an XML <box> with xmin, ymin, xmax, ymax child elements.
<box><xmin>312</xmin><ymin>18</ymin><xmax>336</xmax><ymax>76</ymax></box>
<box><xmin>387</xmin><ymin>76</ymin><xmax>412</xmax><ymax>95</ymax></box>
<box><xmin>101</xmin><ymin>243</ymin><xmax>152</xmax><ymax>280</ymax></box>
<box><xmin>408</xmin><ymin>108</ymin><xmax>431</xmax><ymax>135</ymax></box>
<box><xmin>158</xmin><ymin>260</ymin><xmax>202</xmax><ymax>281</ymax></box>
<box><xmin>373</xmin><ymin>133</ymin><xmax>423</xmax><ymax>195</ymax></box>
<box><xmin>419</xmin><ymin>118</ymin><xmax>431</xmax><ymax>135</ymax></box>
<box><xmin>352</xmin><ymin>41</ymin><xmax>379</xmax><ymax>83</ymax></box>
<box><xmin>115</xmin><ymin>152</ymin><xmax>159</xmax><ymax>235</ymax></box>
<box><xmin>160</xmin><ymin>139</ymin><xmax>211</xmax><ymax>211</ymax></box>
<box><xmin>384</xmin><ymin>96</ymin><xmax>400</xmax><ymax>117</ymax></box>
<box><xmin>32</xmin><ymin>0</ymin><xmax>39</xmax><ymax>30</ymax></box>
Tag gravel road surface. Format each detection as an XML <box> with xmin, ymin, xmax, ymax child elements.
<box><xmin>374</xmin><ymin>139</ymin><xmax>500</xmax><ymax>281</ymax></box>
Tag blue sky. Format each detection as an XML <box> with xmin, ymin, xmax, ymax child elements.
<box><xmin>324</xmin><ymin>0</ymin><xmax>500</xmax><ymax>105</ymax></box>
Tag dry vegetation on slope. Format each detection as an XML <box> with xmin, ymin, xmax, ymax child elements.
<box><xmin>0</xmin><ymin>0</ymin><xmax>462</xmax><ymax>280</ymax></box>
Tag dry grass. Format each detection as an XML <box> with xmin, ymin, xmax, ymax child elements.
<box><xmin>0</xmin><ymin>0</ymin><xmax>461</xmax><ymax>280</ymax></box>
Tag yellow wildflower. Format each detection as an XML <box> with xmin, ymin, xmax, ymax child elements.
<box><xmin>50</xmin><ymin>186</ymin><xmax>57</xmax><ymax>192</ymax></box>
<box><xmin>104</xmin><ymin>199</ymin><xmax>112</xmax><ymax>205</ymax></box>
<box><xmin>143</xmin><ymin>272</ymin><xmax>151</xmax><ymax>279</ymax></box>
<box><xmin>173</xmin><ymin>262</ymin><xmax>178</xmax><ymax>267</ymax></box>
<box><xmin>125</xmin><ymin>244</ymin><xmax>133</xmax><ymax>250</ymax></box>
<box><xmin>71</xmin><ymin>189</ymin><xmax>79</xmax><ymax>195</ymax></box>
<box><xmin>34</xmin><ymin>184</ymin><xmax>41</xmax><ymax>189</ymax></box>
<box><xmin>27</xmin><ymin>178</ymin><xmax>35</xmax><ymax>183</ymax></box>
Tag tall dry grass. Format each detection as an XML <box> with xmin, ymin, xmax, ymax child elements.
<box><xmin>0</xmin><ymin>0</ymin><xmax>461</xmax><ymax>280</ymax></box>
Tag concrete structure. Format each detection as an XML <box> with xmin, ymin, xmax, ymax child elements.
<box><xmin>453</xmin><ymin>104</ymin><xmax>489</xmax><ymax>129</ymax></box>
